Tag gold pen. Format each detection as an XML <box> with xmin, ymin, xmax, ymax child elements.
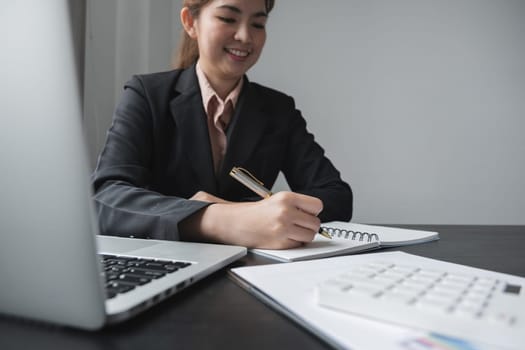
<box><xmin>229</xmin><ymin>167</ymin><xmax>332</xmax><ymax>239</ymax></box>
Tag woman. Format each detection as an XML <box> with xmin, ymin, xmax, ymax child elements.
<box><xmin>92</xmin><ymin>0</ymin><xmax>352</xmax><ymax>249</ymax></box>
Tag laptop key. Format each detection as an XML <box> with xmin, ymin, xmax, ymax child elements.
<box><xmin>163</xmin><ymin>264</ymin><xmax>179</xmax><ymax>272</ymax></box>
<box><xmin>127</xmin><ymin>267</ymin><xmax>166</xmax><ymax>279</ymax></box>
<box><xmin>106</xmin><ymin>281</ymin><xmax>135</xmax><ymax>293</ymax></box>
<box><xmin>106</xmin><ymin>265</ymin><xmax>127</xmax><ymax>273</ymax></box>
<box><xmin>173</xmin><ymin>262</ymin><xmax>191</xmax><ymax>268</ymax></box>
<box><xmin>118</xmin><ymin>274</ymin><xmax>152</xmax><ymax>286</ymax></box>
<box><xmin>103</xmin><ymin>272</ymin><xmax>120</xmax><ymax>281</ymax></box>
<box><xmin>144</xmin><ymin>262</ymin><xmax>168</xmax><ymax>271</ymax></box>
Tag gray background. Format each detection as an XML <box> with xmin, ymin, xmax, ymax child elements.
<box><xmin>83</xmin><ymin>0</ymin><xmax>525</xmax><ymax>225</ymax></box>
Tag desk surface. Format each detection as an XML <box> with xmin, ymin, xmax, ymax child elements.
<box><xmin>1</xmin><ymin>225</ymin><xmax>524</xmax><ymax>350</ymax></box>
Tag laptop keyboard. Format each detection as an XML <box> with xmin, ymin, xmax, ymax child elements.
<box><xmin>99</xmin><ymin>254</ymin><xmax>192</xmax><ymax>299</ymax></box>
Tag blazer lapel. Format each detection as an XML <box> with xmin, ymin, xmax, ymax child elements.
<box><xmin>218</xmin><ymin>81</ymin><xmax>268</xmax><ymax>191</ymax></box>
<box><xmin>169</xmin><ymin>66</ymin><xmax>217</xmax><ymax>193</ymax></box>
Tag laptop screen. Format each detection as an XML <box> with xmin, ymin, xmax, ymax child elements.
<box><xmin>0</xmin><ymin>0</ymin><xmax>106</xmax><ymax>328</ymax></box>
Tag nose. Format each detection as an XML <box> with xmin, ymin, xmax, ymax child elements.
<box><xmin>234</xmin><ymin>23</ymin><xmax>252</xmax><ymax>44</ymax></box>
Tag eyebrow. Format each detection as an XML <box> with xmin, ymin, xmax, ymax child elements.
<box><xmin>216</xmin><ymin>5</ymin><xmax>268</xmax><ymax>18</ymax></box>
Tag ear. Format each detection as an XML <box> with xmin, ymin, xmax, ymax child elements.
<box><xmin>180</xmin><ymin>7</ymin><xmax>197</xmax><ymax>39</ymax></box>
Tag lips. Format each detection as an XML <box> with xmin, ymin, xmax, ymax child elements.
<box><xmin>225</xmin><ymin>48</ymin><xmax>251</xmax><ymax>58</ymax></box>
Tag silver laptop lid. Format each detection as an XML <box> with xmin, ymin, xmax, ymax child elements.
<box><xmin>0</xmin><ymin>0</ymin><xmax>106</xmax><ymax>329</ymax></box>
<box><xmin>0</xmin><ymin>1</ymin><xmax>248</xmax><ymax>330</ymax></box>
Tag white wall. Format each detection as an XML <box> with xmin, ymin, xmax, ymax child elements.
<box><xmin>84</xmin><ymin>0</ymin><xmax>525</xmax><ymax>225</ymax></box>
<box><xmin>83</xmin><ymin>0</ymin><xmax>179</xmax><ymax>168</ymax></box>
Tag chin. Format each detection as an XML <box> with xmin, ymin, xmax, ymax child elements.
<box><xmin>224</xmin><ymin>66</ymin><xmax>250</xmax><ymax>79</ymax></box>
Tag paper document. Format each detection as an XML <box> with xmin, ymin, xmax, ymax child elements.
<box><xmin>251</xmin><ymin>222</ymin><xmax>439</xmax><ymax>262</ymax></box>
<box><xmin>230</xmin><ymin>251</ymin><xmax>515</xmax><ymax>350</ymax></box>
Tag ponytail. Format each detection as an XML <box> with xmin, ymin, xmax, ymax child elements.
<box><xmin>173</xmin><ymin>29</ymin><xmax>200</xmax><ymax>69</ymax></box>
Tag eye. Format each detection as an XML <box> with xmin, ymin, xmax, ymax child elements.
<box><xmin>217</xmin><ymin>16</ymin><xmax>235</xmax><ymax>24</ymax></box>
<box><xmin>252</xmin><ymin>23</ymin><xmax>266</xmax><ymax>29</ymax></box>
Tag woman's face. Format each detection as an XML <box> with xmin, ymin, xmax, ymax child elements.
<box><xmin>190</xmin><ymin>0</ymin><xmax>268</xmax><ymax>85</ymax></box>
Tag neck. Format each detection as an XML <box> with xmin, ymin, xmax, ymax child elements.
<box><xmin>196</xmin><ymin>61</ymin><xmax>242</xmax><ymax>100</ymax></box>
<box><xmin>206</xmin><ymin>75</ymin><xmax>240</xmax><ymax>101</ymax></box>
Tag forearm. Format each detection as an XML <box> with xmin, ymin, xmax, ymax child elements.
<box><xmin>178</xmin><ymin>203</ymin><xmax>238</xmax><ymax>244</ymax></box>
<box><xmin>94</xmin><ymin>181</ymin><xmax>210</xmax><ymax>240</ymax></box>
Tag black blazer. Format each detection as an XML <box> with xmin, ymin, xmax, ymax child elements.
<box><xmin>92</xmin><ymin>65</ymin><xmax>352</xmax><ymax>240</ymax></box>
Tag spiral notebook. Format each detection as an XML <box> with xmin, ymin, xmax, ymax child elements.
<box><xmin>251</xmin><ymin>222</ymin><xmax>439</xmax><ymax>262</ymax></box>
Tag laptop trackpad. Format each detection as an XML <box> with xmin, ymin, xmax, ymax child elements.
<box><xmin>96</xmin><ymin>236</ymin><xmax>161</xmax><ymax>254</ymax></box>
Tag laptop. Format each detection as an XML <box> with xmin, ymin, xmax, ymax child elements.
<box><xmin>0</xmin><ymin>0</ymin><xmax>246</xmax><ymax>330</ymax></box>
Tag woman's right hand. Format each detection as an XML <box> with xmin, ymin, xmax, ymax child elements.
<box><xmin>197</xmin><ymin>191</ymin><xmax>324</xmax><ymax>249</ymax></box>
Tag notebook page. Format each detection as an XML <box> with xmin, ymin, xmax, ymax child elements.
<box><xmin>250</xmin><ymin>235</ymin><xmax>380</xmax><ymax>262</ymax></box>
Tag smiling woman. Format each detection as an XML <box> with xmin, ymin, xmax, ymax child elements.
<box><xmin>175</xmin><ymin>0</ymin><xmax>274</xmax><ymax>69</ymax></box>
<box><xmin>91</xmin><ymin>0</ymin><xmax>353</xmax><ymax>249</ymax></box>
<box><xmin>177</xmin><ymin>0</ymin><xmax>271</xmax><ymax>99</ymax></box>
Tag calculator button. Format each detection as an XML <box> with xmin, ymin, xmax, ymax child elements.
<box><xmin>482</xmin><ymin>310</ymin><xmax>516</xmax><ymax>325</ymax></box>
<box><xmin>414</xmin><ymin>298</ymin><xmax>450</xmax><ymax>313</ymax></box>
<box><xmin>421</xmin><ymin>291</ymin><xmax>458</xmax><ymax>305</ymax></box>
<box><xmin>452</xmin><ymin>304</ymin><xmax>481</xmax><ymax>318</ymax></box>
<box><xmin>347</xmin><ymin>284</ymin><xmax>384</xmax><ymax>297</ymax></box>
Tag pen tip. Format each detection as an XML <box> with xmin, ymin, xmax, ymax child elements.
<box><xmin>320</xmin><ymin>230</ymin><xmax>332</xmax><ymax>239</ymax></box>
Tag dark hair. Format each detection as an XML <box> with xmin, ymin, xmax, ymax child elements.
<box><xmin>173</xmin><ymin>0</ymin><xmax>275</xmax><ymax>69</ymax></box>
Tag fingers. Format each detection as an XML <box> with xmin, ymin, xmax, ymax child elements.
<box><xmin>267</xmin><ymin>192</ymin><xmax>322</xmax><ymax>242</ymax></box>
<box><xmin>273</xmin><ymin>191</ymin><xmax>323</xmax><ymax>216</ymax></box>
<box><xmin>269</xmin><ymin>191</ymin><xmax>322</xmax><ymax>225</ymax></box>
<box><xmin>285</xmin><ymin>223</ymin><xmax>317</xmax><ymax>243</ymax></box>
<box><xmin>289</xmin><ymin>207</ymin><xmax>321</xmax><ymax>235</ymax></box>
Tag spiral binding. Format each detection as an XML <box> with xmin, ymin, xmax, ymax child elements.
<box><xmin>321</xmin><ymin>226</ymin><xmax>380</xmax><ymax>242</ymax></box>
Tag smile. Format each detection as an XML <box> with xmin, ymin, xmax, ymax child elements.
<box><xmin>225</xmin><ymin>48</ymin><xmax>251</xmax><ymax>58</ymax></box>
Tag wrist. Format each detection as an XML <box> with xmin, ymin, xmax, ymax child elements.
<box><xmin>198</xmin><ymin>203</ymin><xmax>236</xmax><ymax>243</ymax></box>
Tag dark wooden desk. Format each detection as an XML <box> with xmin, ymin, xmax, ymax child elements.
<box><xmin>1</xmin><ymin>226</ymin><xmax>524</xmax><ymax>350</ymax></box>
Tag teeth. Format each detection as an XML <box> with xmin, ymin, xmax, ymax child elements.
<box><xmin>227</xmin><ymin>48</ymin><xmax>249</xmax><ymax>57</ymax></box>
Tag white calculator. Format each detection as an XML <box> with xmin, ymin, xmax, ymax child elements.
<box><xmin>316</xmin><ymin>254</ymin><xmax>524</xmax><ymax>349</ymax></box>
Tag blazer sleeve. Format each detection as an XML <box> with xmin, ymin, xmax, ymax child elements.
<box><xmin>281</xmin><ymin>99</ymin><xmax>353</xmax><ymax>222</ymax></box>
<box><xmin>91</xmin><ymin>76</ymin><xmax>209</xmax><ymax>240</ymax></box>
